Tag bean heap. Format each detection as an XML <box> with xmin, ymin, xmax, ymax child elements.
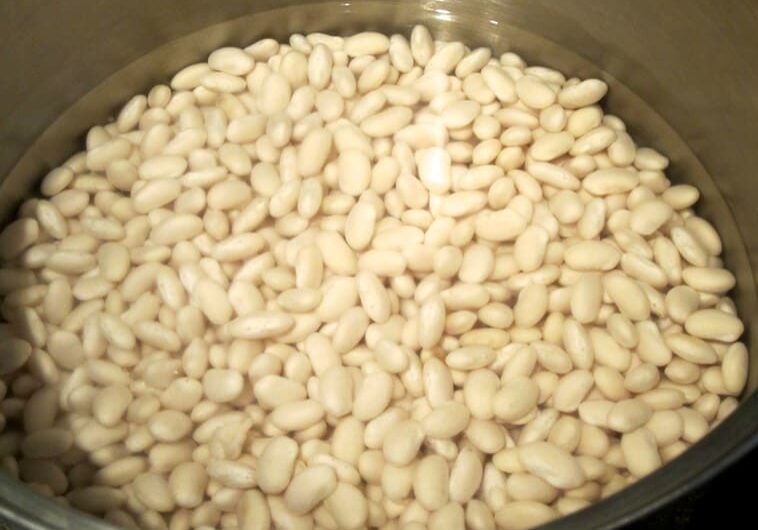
<box><xmin>0</xmin><ymin>26</ymin><xmax>749</xmax><ymax>530</ymax></box>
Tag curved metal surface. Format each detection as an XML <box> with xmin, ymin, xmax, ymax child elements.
<box><xmin>0</xmin><ymin>1</ymin><xmax>756</xmax><ymax>529</ymax></box>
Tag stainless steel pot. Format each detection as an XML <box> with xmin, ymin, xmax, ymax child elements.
<box><xmin>0</xmin><ymin>1</ymin><xmax>756</xmax><ymax>528</ymax></box>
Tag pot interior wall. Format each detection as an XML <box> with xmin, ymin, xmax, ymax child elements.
<box><xmin>0</xmin><ymin>1</ymin><xmax>756</xmax><ymax>530</ymax></box>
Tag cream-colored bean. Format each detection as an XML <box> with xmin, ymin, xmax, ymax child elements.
<box><xmin>446</xmin><ymin>346</ymin><xmax>495</xmax><ymax>371</ymax></box>
<box><xmin>353</xmin><ymin>371</ymin><xmax>393</xmax><ymax>421</ymax></box>
<box><xmin>257</xmin><ymin>436</ymin><xmax>299</xmax><ymax>495</ymax></box>
<box><xmin>583</xmin><ymin>168</ymin><xmax>639</xmax><ymax>195</ymax></box>
<box><xmin>528</xmin><ymin>161</ymin><xmax>580</xmax><ymax>190</ymax></box>
<box><xmin>357</xmin><ymin>271</ymin><xmax>391</xmax><ymax>324</ymax></box>
<box><xmin>553</xmin><ymin>370</ymin><xmax>594</xmax><ymax>412</ymax></box>
<box><xmin>495</xmin><ymin>501</ymin><xmax>558</xmax><ymax>530</ymax></box>
<box><xmin>559</xmin><ymin>79</ymin><xmax>607</xmax><ymax>108</ymax></box>
<box><xmin>133</xmin><ymin>472</ymin><xmax>175</xmax><ymax>513</ymax></box>
<box><xmin>423</xmin><ymin>401</ymin><xmax>471</xmax><ymax>438</ymax></box>
<box><xmin>514</xmin><ymin>283</ymin><xmax>548</xmax><ymax>328</ymax></box>
<box><xmin>417</xmin><ymin>147</ymin><xmax>452</xmax><ymax>194</ymax></box>
<box><xmin>464</xmin><ymin>369</ymin><xmax>500</xmax><ymax>420</ymax></box>
<box><xmin>418</xmin><ymin>294</ymin><xmax>446</xmax><ymax>349</ymax></box>
<box><xmin>147</xmin><ymin>410</ymin><xmax>193</xmax><ymax>443</ymax></box>
<box><xmin>0</xmin><ymin>28</ymin><xmax>745</xmax><ymax>527</ymax></box>
<box><xmin>93</xmin><ymin>385</ymin><xmax>133</xmax><ymax>427</ymax></box>
<box><xmin>424</xmin><ymin>358</ymin><xmax>454</xmax><ymax>407</ymax></box>
<box><xmin>227</xmin><ymin>311</ymin><xmax>295</xmax><ymax>339</ymax></box>
<box><xmin>414</xmin><ymin>455</ymin><xmax>450</xmax><ymax>511</ymax></box>
<box><xmin>202</xmin><ymin>369</ymin><xmax>244</xmax><ymax>403</ymax></box>
<box><xmin>317</xmin><ymin>231</ymin><xmax>357</xmax><ymax>276</ymax></box>
<box><xmin>505</xmin><ymin>473</ymin><xmax>558</xmax><ymax>504</ymax></box>
<box><xmin>629</xmin><ymin>200</ymin><xmax>673</xmax><ymax>236</ymax></box>
<box><xmin>374</xmin><ymin>338</ymin><xmax>409</xmax><ymax>374</ymax></box>
<box><xmin>324</xmin><ymin>483</ymin><xmax>368</xmax><ymax>529</ymax></box>
<box><xmin>665</xmin><ymin>333</ymin><xmax>718</xmax><ymax>365</ymax></box>
<box><xmin>646</xmin><ymin>410</ymin><xmax>684</xmax><ymax>447</ymax></box>
<box><xmin>603</xmin><ymin>272</ymin><xmax>650</xmax><ymax>322</ymax></box>
<box><xmin>237</xmin><ymin>490</ymin><xmax>271</xmax><ymax>530</ymax></box>
<box><xmin>684</xmin><ymin>309</ymin><xmax>744</xmax><ymax>342</ymax></box>
<box><xmin>607</xmin><ymin>399</ymin><xmax>652</xmax><ymax>433</ymax></box>
<box><xmin>722</xmin><ymin>342</ymin><xmax>748</xmax><ymax>394</ymax></box>
<box><xmin>530</xmin><ymin>132</ymin><xmax>574</xmax><ymax>161</ymax></box>
<box><xmin>345</xmin><ymin>201</ymin><xmax>376</xmax><ymax>251</ymax></box>
<box><xmin>456</xmin><ymin>411</ymin><xmax>500</xmax><ymax>450</ymax></box>
<box><xmin>345</xmin><ymin>31</ymin><xmax>390</xmax><ymax>56</ymax></box>
<box><xmin>253</xmin><ymin>375</ymin><xmax>305</xmax><ymax>410</ymax></box>
<box><xmin>332</xmin><ymin>306</ymin><xmax>369</xmax><ymax>353</ymax></box>
<box><xmin>383</xmin><ymin>419</ymin><xmax>424</xmax><ymax>466</ymax></box>
<box><xmin>624</xmin><ymin>363</ymin><xmax>660</xmax><ymax>394</ymax></box>
<box><xmin>449</xmin><ymin>446</ymin><xmax>483</xmax><ymax>503</ymax></box>
<box><xmin>514</xmin><ymin>225</ymin><xmax>549</xmax><ymax>273</ymax></box>
<box><xmin>517</xmin><ymin>441</ymin><xmax>585</xmax><ymax>489</ymax></box>
<box><xmin>564</xmin><ymin>241</ymin><xmax>620</xmax><ymax>271</ymax></box>
<box><xmin>493</xmin><ymin>377</ymin><xmax>539</xmax><ymax>422</ymax></box>
<box><xmin>269</xmin><ymin>400</ymin><xmax>325</xmax><ymax>432</ymax></box>
<box><xmin>284</xmin><ymin>464</ymin><xmax>337</xmax><ymax>515</ymax></box>
<box><xmin>621</xmin><ymin>428</ymin><xmax>661</xmax><ymax>478</ymax></box>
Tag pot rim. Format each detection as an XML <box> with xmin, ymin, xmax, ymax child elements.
<box><xmin>0</xmin><ymin>2</ymin><xmax>756</xmax><ymax>529</ymax></box>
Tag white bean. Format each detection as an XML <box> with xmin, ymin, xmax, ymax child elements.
<box><xmin>0</xmin><ymin>26</ymin><xmax>744</xmax><ymax>529</ymax></box>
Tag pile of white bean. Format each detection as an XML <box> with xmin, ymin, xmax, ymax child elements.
<box><xmin>0</xmin><ymin>25</ymin><xmax>749</xmax><ymax>530</ymax></box>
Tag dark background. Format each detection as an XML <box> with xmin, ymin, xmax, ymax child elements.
<box><xmin>628</xmin><ymin>447</ymin><xmax>755</xmax><ymax>529</ymax></box>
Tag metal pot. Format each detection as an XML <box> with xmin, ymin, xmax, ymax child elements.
<box><xmin>0</xmin><ymin>1</ymin><xmax>756</xmax><ymax>528</ymax></box>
